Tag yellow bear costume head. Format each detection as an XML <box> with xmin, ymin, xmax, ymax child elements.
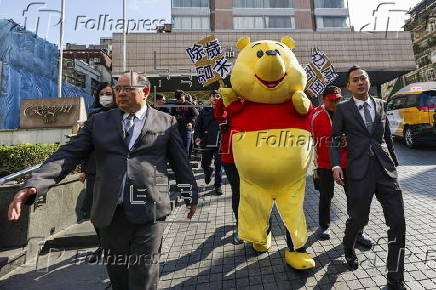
<box><xmin>230</xmin><ymin>36</ymin><xmax>307</xmax><ymax>105</ymax></box>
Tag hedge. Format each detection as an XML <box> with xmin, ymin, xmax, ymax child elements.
<box><xmin>0</xmin><ymin>144</ymin><xmax>61</xmax><ymax>176</ymax></box>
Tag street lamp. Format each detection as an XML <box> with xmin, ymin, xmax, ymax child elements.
<box><xmin>57</xmin><ymin>0</ymin><xmax>65</xmax><ymax>98</ymax></box>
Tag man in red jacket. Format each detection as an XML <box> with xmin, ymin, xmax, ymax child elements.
<box><xmin>214</xmin><ymin>97</ymin><xmax>244</xmax><ymax>244</ymax></box>
<box><xmin>311</xmin><ymin>86</ymin><xmax>372</xmax><ymax>247</ymax></box>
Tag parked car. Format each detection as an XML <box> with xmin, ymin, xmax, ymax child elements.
<box><xmin>386</xmin><ymin>88</ymin><xmax>436</xmax><ymax>148</ymax></box>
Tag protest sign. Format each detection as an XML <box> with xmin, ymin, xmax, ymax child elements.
<box><xmin>304</xmin><ymin>48</ymin><xmax>338</xmax><ymax>97</ymax></box>
<box><xmin>186</xmin><ymin>35</ymin><xmax>232</xmax><ymax>87</ymax></box>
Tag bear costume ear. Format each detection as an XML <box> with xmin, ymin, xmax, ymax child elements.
<box><xmin>280</xmin><ymin>36</ymin><xmax>295</xmax><ymax>49</ymax></box>
<box><xmin>237</xmin><ymin>37</ymin><xmax>251</xmax><ymax>50</ymax></box>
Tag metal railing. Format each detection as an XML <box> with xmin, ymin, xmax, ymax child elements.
<box><xmin>0</xmin><ymin>163</ymin><xmax>42</xmax><ymax>185</ymax></box>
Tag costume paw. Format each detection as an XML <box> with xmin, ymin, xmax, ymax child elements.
<box><xmin>252</xmin><ymin>232</ymin><xmax>271</xmax><ymax>253</ymax></box>
<box><xmin>219</xmin><ymin>88</ymin><xmax>238</xmax><ymax>106</ymax></box>
<box><xmin>291</xmin><ymin>90</ymin><xmax>311</xmax><ymax>115</ymax></box>
<box><xmin>284</xmin><ymin>250</ymin><xmax>315</xmax><ymax>270</ymax></box>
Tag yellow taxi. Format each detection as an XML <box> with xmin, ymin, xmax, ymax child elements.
<box><xmin>386</xmin><ymin>87</ymin><xmax>436</xmax><ymax>148</ymax></box>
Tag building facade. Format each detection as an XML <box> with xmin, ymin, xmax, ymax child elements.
<box><xmin>110</xmin><ymin>0</ymin><xmax>415</xmax><ymax>99</ymax></box>
<box><xmin>382</xmin><ymin>0</ymin><xmax>435</xmax><ymax>98</ymax></box>
<box><xmin>63</xmin><ymin>45</ymin><xmax>113</xmax><ymax>96</ymax></box>
<box><xmin>112</xmin><ymin>30</ymin><xmax>415</xmax><ymax>98</ymax></box>
<box><xmin>171</xmin><ymin>0</ymin><xmax>350</xmax><ymax>32</ymax></box>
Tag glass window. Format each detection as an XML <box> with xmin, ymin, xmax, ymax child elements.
<box><xmin>172</xmin><ymin>16</ymin><xmax>210</xmax><ymax>29</ymax></box>
<box><xmin>423</xmin><ymin>91</ymin><xmax>436</xmax><ymax>106</ymax></box>
<box><xmin>233</xmin><ymin>0</ymin><xmax>292</xmax><ymax>8</ymax></box>
<box><xmin>314</xmin><ymin>0</ymin><xmax>344</xmax><ymax>8</ymax></box>
<box><xmin>317</xmin><ymin>16</ymin><xmax>347</xmax><ymax>28</ymax></box>
<box><xmin>172</xmin><ymin>0</ymin><xmax>208</xmax><ymax>8</ymax></box>
<box><xmin>234</xmin><ymin>16</ymin><xmax>294</xmax><ymax>29</ymax></box>
<box><xmin>387</xmin><ymin>100</ymin><xmax>394</xmax><ymax>111</ymax></box>
<box><xmin>390</xmin><ymin>97</ymin><xmax>400</xmax><ymax>110</ymax></box>
<box><xmin>234</xmin><ymin>16</ymin><xmax>264</xmax><ymax>29</ymax></box>
<box><xmin>264</xmin><ymin>0</ymin><xmax>293</xmax><ymax>8</ymax></box>
<box><xmin>392</xmin><ymin>96</ymin><xmax>407</xmax><ymax>109</ymax></box>
<box><xmin>233</xmin><ymin>0</ymin><xmax>244</xmax><ymax>7</ymax></box>
<box><xmin>265</xmin><ymin>16</ymin><xmax>293</xmax><ymax>28</ymax></box>
<box><xmin>405</xmin><ymin>94</ymin><xmax>419</xmax><ymax>107</ymax></box>
<box><xmin>248</xmin><ymin>0</ymin><xmax>263</xmax><ymax>8</ymax></box>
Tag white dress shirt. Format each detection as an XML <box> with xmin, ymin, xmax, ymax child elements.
<box><xmin>353</xmin><ymin>97</ymin><xmax>375</xmax><ymax>123</ymax></box>
<box><xmin>119</xmin><ymin>105</ymin><xmax>147</xmax><ymax>204</ymax></box>
<box><xmin>122</xmin><ymin>105</ymin><xmax>148</xmax><ymax>149</ymax></box>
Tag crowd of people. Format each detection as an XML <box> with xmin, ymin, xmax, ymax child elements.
<box><xmin>7</xmin><ymin>66</ymin><xmax>406</xmax><ymax>290</ymax></box>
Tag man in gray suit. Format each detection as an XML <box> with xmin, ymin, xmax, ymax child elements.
<box><xmin>8</xmin><ymin>72</ymin><xmax>198</xmax><ymax>290</ymax></box>
<box><xmin>330</xmin><ymin>66</ymin><xmax>405</xmax><ymax>290</ymax></box>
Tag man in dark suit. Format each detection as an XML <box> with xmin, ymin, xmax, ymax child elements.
<box><xmin>330</xmin><ymin>66</ymin><xmax>406</xmax><ymax>290</ymax></box>
<box><xmin>194</xmin><ymin>90</ymin><xmax>223</xmax><ymax>196</ymax></box>
<box><xmin>8</xmin><ymin>72</ymin><xmax>198</xmax><ymax>290</ymax></box>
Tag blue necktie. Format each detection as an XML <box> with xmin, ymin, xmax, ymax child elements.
<box><xmin>124</xmin><ymin>114</ymin><xmax>136</xmax><ymax>146</ymax></box>
<box><xmin>119</xmin><ymin>114</ymin><xmax>136</xmax><ymax>204</ymax></box>
<box><xmin>363</xmin><ymin>103</ymin><xmax>373</xmax><ymax>134</ymax></box>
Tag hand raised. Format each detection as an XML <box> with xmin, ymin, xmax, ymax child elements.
<box><xmin>291</xmin><ymin>90</ymin><xmax>311</xmax><ymax>115</ymax></box>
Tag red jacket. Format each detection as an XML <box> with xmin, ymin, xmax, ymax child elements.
<box><xmin>311</xmin><ymin>106</ymin><xmax>347</xmax><ymax>169</ymax></box>
<box><xmin>214</xmin><ymin>98</ymin><xmax>243</xmax><ymax>163</ymax></box>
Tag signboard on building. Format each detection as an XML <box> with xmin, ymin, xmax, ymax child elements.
<box><xmin>20</xmin><ymin>97</ymin><xmax>87</xmax><ymax>129</ymax></box>
<box><xmin>304</xmin><ymin>48</ymin><xmax>338</xmax><ymax>97</ymax></box>
<box><xmin>186</xmin><ymin>35</ymin><xmax>232</xmax><ymax>87</ymax></box>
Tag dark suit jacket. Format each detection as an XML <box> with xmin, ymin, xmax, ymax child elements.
<box><xmin>330</xmin><ymin>97</ymin><xmax>399</xmax><ymax>180</ymax></box>
<box><xmin>194</xmin><ymin>107</ymin><xmax>220</xmax><ymax>148</ymax></box>
<box><xmin>22</xmin><ymin>106</ymin><xmax>198</xmax><ymax>228</ymax></box>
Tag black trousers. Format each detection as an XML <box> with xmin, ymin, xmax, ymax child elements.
<box><xmin>178</xmin><ymin>127</ymin><xmax>193</xmax><ymax>158</ymax></box>
<box><xmin>317</xmin><ymin>168</ymin><xmax>349</xmax><ymax>229</ymax></box>
<box><xmin>80</xmin><ymin>174</ymin><xmax>96</xmax><ymax>219</ymax></box>
<box><xmin>201</xmin><ymin>147</ymin><xmax>222</xmax><ymax>188</ymax></box>
<box><xmin>222</xmin><ymin>162</ymin><xmax>240</xmax><ymax>222</ymax></box>
<box><xmin>98</xmin><ymin>206</ymin><xmax>165</xmax><ymax>290</ymax></box>
<box><xmin>343</xmin><ymin>156</ymin><xmax>406</xmax><ymax>283</ymax></box>
<box><xmin>82</xmin><ymin>174</ymin><xmax>101</xmax><ymax>243</ymax></box>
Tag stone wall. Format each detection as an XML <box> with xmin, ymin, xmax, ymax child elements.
<box><xmin>0</xmin><ymin>174</ymin><xmax>86</xmax><ymax>262</ymax></box>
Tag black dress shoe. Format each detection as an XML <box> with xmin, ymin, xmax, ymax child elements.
<box><xmin>344</xmin><ymin>247</ymin><xmax>359</xmax><ymax>270</ymax></box>
<box><xmin>204</xmin><ymin>172</ymin><xmax>212</xmax><ymax>185</ymax></box>
<box><xmin>356</xmin><ymin>232</ymin><xmax>373</xmax><ymax>248</ymax></box>
<box><xmin>316</xmin><ymin>227</ymin><xmax>330</xmax><ymax>240</ymax></box>
<box><xmin>86</xmin><ymin>247</ymin><xmax>103</xmax><ymax>264</ymax></box>
<box><xmin>215</xmin><ymin>187</ymin><xmax>223</xmax><ymax>196</ymax></box>
<box><xmin>387</xmin><ymin>281</ymin><xmax>406</xmax><ymax>290</ymax></box>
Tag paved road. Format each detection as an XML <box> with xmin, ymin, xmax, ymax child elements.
<box><xmin>1</xmin><ymin>140</ymin><xmax>435</xmax><ymax>289</ymax></box>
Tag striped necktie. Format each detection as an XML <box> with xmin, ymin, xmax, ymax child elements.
<box><xmin>363</xmin><ymin>102</ymin><xmax>373</xmax><ymax>134</ymax></box>
<box><xmin>124</xmin><ymin>113</ymin><xmax>136</xmax><ymax>146</ymax></box>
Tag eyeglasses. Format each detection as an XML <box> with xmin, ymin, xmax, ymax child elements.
<box><xmin>113</xmin><ymin>86</ymin><xmax>136</xmax><ymax>93</ymax></box>
<box><xmin>211</xmin><ymin>94</ymin><xmax>221</xmax><ymax>98</ymax></box>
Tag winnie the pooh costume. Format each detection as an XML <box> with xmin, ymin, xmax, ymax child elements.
<box><xmin>219</xmin><ymin>36</ymin><xmax>315</xmax><ymax>270</ymax></box>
